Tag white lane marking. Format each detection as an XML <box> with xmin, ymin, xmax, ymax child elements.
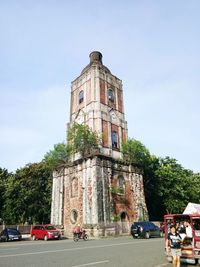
<box><xmin>0</xmin><ymin>239</ymin><xmax>68</xmax><ymax>248</ymax></box>
<box><xmin>0</xmin><ymin>248</ymin><xmax>19</xmax><ymax>251</ymax></box>
<box><xmin>0</xmin><ymin>239</ymin><xmax>162</xmax><ymax>258</ymax></box>
<box><xmin>71</xmin><ymin>260</ymin><xmax>109</xmax><ymax>267</ymax></box>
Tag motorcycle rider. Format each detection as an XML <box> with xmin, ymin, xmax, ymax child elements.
<box><xmin>73</xmin><ymin>224</ymin><xmax>82</xmax><ymax>238</ymax></box>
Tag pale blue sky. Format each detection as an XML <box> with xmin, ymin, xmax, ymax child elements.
<box><xmin>0</xmin><ymin>0</ymin><xmax>199</xmax><ymax>172</ymax></box>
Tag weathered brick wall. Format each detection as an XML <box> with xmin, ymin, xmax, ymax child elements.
<box><xmin>100</xmin><ymin>78</ymin><xmax>105</xmax><ymax>104</ymax></box>
<box><xmin>102</xmin><ymin>120</ymin><xmax>109</xmax><ymax>147</ymax></box>
<box><xmin>86</xmin><ymin>79</ymin><xmax>91</xmax><ymax>104</ymax></box>
<box><xmin>51</xmin><ymin>155</ymin><xmax>148</xmax><ymax>237</ymax></box>
<box><xmin>51</xmin><ymin>53</ymin><xmax>148</xmax><ymax>237</ymax></box>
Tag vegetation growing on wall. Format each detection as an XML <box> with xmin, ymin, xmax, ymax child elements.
<box><xmin>67</xmin><ymin>122</ymin><xmax>101</xmax><ymax>157</ymax></box>
<box><xmin>43</xmin><ymin>123</ymin><xmax>101</xmax><ymax>170</ymax></box>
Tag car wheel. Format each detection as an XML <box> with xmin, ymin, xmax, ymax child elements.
<box><xmin>32</xmin><ymin>235</ymin><xmax>36</xmax><ymax>241</ymax></box>
<box><xmin>44</xmin><ymin>235</ymin><xmax>48</xmax><ymax>241</ymax></box>
<box><xmin>145</xmin><ymin>232</ymin><xmax>150</xmax><ymax>239</ymax></box>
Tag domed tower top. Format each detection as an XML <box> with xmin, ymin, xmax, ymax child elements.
<box><xmin>89</xmin><ymin>51</ymin><xmax>103</xmax><ymax>64</ymax></box>
<box><xmin>81</xmin><ymin>51</ymin><xmax>111</xmax><ymax>74</ymax></box>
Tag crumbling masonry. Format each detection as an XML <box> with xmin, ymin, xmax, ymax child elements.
<box><xmin>51</xmin><ymin>51</ymin><xmax>148</xmax><ymax>237</ymax></box>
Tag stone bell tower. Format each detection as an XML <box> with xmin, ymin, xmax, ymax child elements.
<box><xmin>70</xmin><ymin>51</ymin><xmax>128</xmax><ymax>158</ymax></box>
<box><xmin>51</xmin><ymin>51</ymin><xmax>148</xmax><ymax>237</ymax></box>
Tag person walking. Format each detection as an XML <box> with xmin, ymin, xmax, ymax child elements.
<box><xmin>166</xmin><ymin>225</ymin><xmax>182</xmax><ymax>267</ymax></box>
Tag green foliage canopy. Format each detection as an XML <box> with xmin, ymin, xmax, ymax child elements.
<box><xmin>155</xmin><ymin>157</ymin><xmax>200</xmax><ymax>214</ymax></box>
<box><xmin>2</xmin><ymin>162</ymin><xmax>52</xmax><ymax>224</ymax></box>
<box><xmin>0</xmin><ymin>168</ymin><xmax>13</xmax><ymax>222</ymax></box>
<box><xmin>44</xmin><ymin>143</ymin><xmax>70</xmax><ymax>170</ymax></box>
<box><xmin>122</xmin><ymin>138</ymin><xmax>151</xmax><ymax>167</ymax></box>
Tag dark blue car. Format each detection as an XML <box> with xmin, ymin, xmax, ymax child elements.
<box><xmin>131</xmin><ymin>221</ymin><xmax>163</xmax><ymax>239</ymax></box>
<box><xmin>0</xmin><ymin>228</ymin><xmax>22</xmax><ymax>242</ymax></box>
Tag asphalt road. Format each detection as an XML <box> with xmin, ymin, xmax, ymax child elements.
<box><xmin>0</xmin><ymin>236</ymin><xmax>171</xmax><ymax>267</ymax></box>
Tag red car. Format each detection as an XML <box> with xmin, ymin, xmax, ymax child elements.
<box><xmin>31</xmin><ymin>225</ymin><xmax>61</xmax><ymax>241</ymax></box>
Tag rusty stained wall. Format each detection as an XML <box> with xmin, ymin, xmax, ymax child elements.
<box><xmin>59</xmin><ymin>156</ymin><xmax>147</xmax><ymax>237</ymax></box>
<box><xmin>131</xmin><ymin>171</ymin><xmax>148</xmax><ymax>221</ymax></box>
<box><xmin>95</xmin><ymin>158</ymin><xmax>112</xmax><ymax>224</ymax></box>
<box><xmin>109</xmin><ymin>163</ymin><xmax>144</xmax><ymax>223</ymax></box>
<box><xmin>111</xmin><ymin>174</ymin><xmax>135</xmax><ymax>222</ymax></box>
<box><xmin>63</xmin><ymin>158</ymin><xmax>102</xmax><ymax>237</ymax></box>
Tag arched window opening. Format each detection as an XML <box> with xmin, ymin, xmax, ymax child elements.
<box><xmin>108</xmin><ymin>88</ymin><xmax>115</xmax><ymax>102</ymax></box>
<box><xmin>70</xmin><ymin>210</ymin><xmax>78</xmax><ymax>224</ymax></box>
<box><xmin>111</xmin><ymin>131</ymin><xmax>118</xmax><ymax>148</ymax></box>
<box><xmin>120</xmin><ymin>212</ymin><xmax>128</xmax><ymax>233</ymax></box>
<box><xmin>120</xmin><ymin>212</ymin><xmax>126</xmax><ymax>222</ymax></box>
<box><xmin>79</xmin><ymin>90</ymin><xmax>84</xmax><ymax>104</ymax></box>
<box><xmin>117</xmin><ymin>175</ymin><xmax>125</xmax><ymax>194</ymax></box>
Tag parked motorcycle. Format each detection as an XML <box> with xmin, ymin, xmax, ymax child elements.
<box><xmin>73</xmin><ymin>230</ymin><xmax>88</xmax><ymax>242</ymax></box>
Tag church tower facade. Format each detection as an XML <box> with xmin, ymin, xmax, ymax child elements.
<box><xmin>51</xmin><ymin>52</ymin><xmax>148</xmax><ymax>237</ymax></box>
<box><xmin>70</xmin><ymin>51</ymin><xmax>127</xmax><ymax>159</ymax></box>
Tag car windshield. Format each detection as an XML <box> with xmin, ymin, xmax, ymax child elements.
<box><xmin>45</xmin><ymin>225</ymin><xmax>56</xmax><ymax>230</ymax></box>
<box><xmin>7</xmin><ymin>229</ymin><xmax>19</xmax><ymax>235</ymax></box>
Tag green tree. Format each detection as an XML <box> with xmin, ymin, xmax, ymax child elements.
<box><xmin>142</xmin><ymin>155</ymin><xmax>164</xmax><ymax>220</ymax></box>
<box><xmin>68</xmin><ymin>123</ymin><xmax>100</xmax><ymax>157</ymax></box>
<box><xmin>187</xmin><ymin>172</ymin><xmax>200</xmax><ymax>204</ymax></box>
<box><xmin>0</xmin><ymin>168</ymin><xmax>12</xmax><ymax>222</ymax></box>
<box><xmin>155</xmin><ymin>157</ymin><xmax>200</xmax><ymax>214</ymax></box>
<box><xmin>122</xmin><ymin>138</ymin><xmax>151</xmax><ymax>167</ymax></box>
<box><xmin>2</xmin><ymin>162</ymin><xmax>52</xmax><ymax>224</ymax></box>
<box><xmin>44</xmin><ymin>143</ymin><xmax>70</xmax><ymax>170</ymax></box>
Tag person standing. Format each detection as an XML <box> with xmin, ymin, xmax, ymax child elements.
<box><xmin>166</xmin><ymin>225</ymin><xmax>182</xmax><ymax>267</ymax></box>
<box><xmin>184</xmin><ymin>220</ymin><xmax>192</xmax><ymax>238</ymax></box>
<box><xmin>183</xmin><ymin>220</ymin><xmax>193</xmax><ymax>245</ymax></box>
